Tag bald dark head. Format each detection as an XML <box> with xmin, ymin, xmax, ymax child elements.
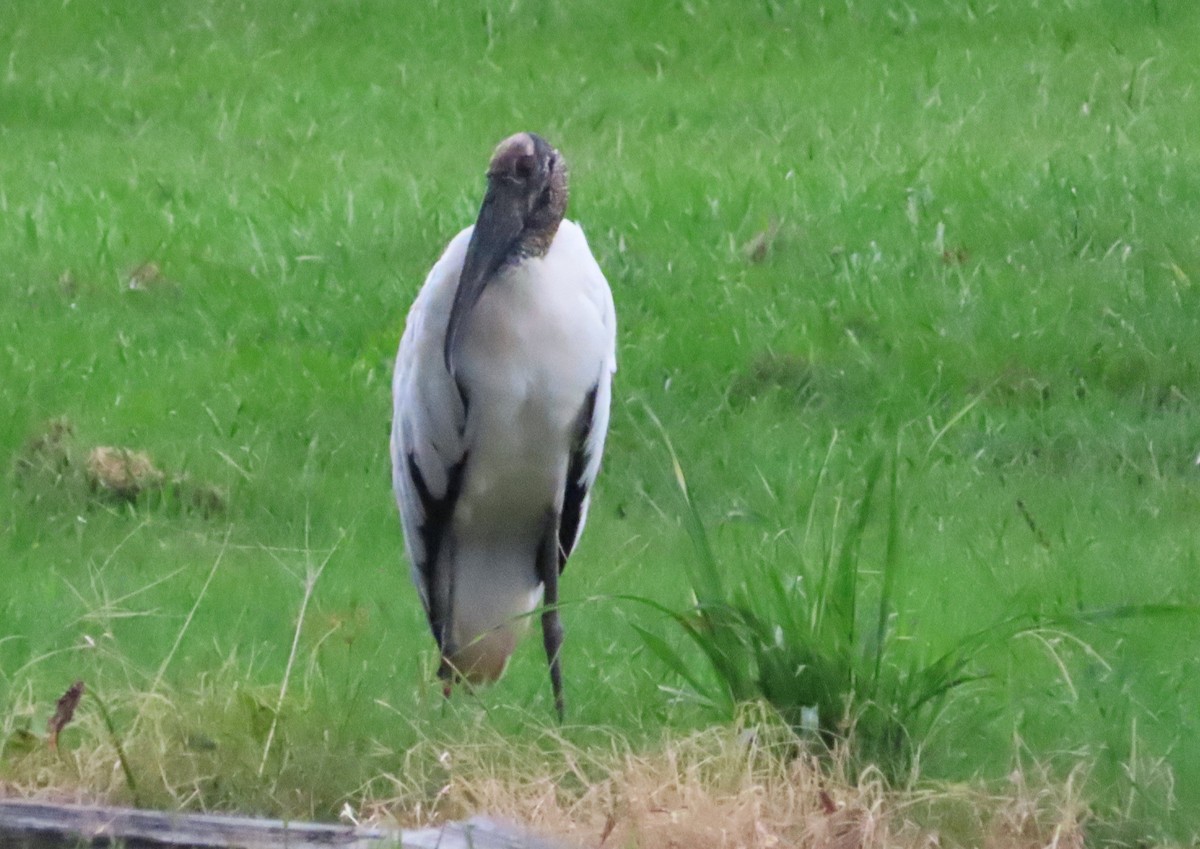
<box><xmin>444</xmin><ymin>133</ymin><xmax>571</xmax><ymax>374</ymax></box>
<box><xmin>486</xmin><ymin>132</ymin><xmax>568</xmax><ymax>257</ymax></box>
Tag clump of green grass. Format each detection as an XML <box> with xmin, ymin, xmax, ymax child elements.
<box><xmin>639</xmin><ymin>423</ymin><xmax>1200</xmax><ymax>796</ymax></box>
<box><xmin>635</xmin><ymin>433</ymin><xmax>982</xmax><ymax>781</ymax></box>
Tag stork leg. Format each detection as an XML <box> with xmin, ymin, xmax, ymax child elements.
<box><xmin>537</xmin><ymin>509</ymin><xmax>565</xmax><ymax>721</ymax></box>
<box><xmin>432</xmin><ymin>537</ymin><xmax>459</xmax><ymax>697</ymax></box>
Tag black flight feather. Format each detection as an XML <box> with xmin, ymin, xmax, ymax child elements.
<box><xmin>557</xmin><ymin>384</ymin><xmax>599</xmax><ymax>572</ymax></box>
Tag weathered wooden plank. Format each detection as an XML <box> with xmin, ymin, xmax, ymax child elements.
<box><xmin>0</xmin><ymin>799</ymin><xmax>571</xmax><ymax>849</ymax></box>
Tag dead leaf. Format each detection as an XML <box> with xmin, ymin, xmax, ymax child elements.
<box><xmin>599</xmin><ymin>811</ymin><xmax>617</xmax><ymax>845</ymax></box>
<box><xmin>86</xmin><ymin>446</ymin><xmax>165</xmax><ymax>501</ymax></box>
<box><xmin>742</xmin><ymin>220</ymin><xmax>781</xmax><ymax>263</ymax></box>
<box><xmin>127</xmin><ymin>261</ymin><xmax>168</xmax><ymax>291</ymax></box>
<box><xmin>48</xmin><ymin>680</ymin><xmax>85</xmax><ymax>752</ymax></box>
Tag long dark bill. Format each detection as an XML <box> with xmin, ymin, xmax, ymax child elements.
<box><xmin>443</xmin><ymin>184</ymin><xmax>527</xmax><ymax>377</ymax></box>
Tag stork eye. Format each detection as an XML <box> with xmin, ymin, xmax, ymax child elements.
<box><xmin>514</xmin><ymin>155</ymin><xmax>535</xmax><ymax>181</ymax></box>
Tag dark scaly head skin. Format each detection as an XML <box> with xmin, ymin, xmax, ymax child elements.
<box><xmin>486</xmin><ymin>132</ymin><xmax>569</xmax><ymax>258</ymax></box>
<box><xmin>445</xmin><ymin>132</ymin><xmax>569</xmax><ymax>374</ymax></box>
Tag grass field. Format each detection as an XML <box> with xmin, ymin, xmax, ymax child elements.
<box><xmin>2</xmin><ymin>0</ymin><xmax>1200</xmax><ymax>844</ymax></box>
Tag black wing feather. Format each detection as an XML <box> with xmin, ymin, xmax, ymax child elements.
<box><xmin>406</xmin><ymin>452</ymin><xmax>468</xmax><ymax>650</ymax></box>
<box><xmin>558</xmin><ymin>385</ymin><xmax>599</xmax><ymax>572</ymax></box>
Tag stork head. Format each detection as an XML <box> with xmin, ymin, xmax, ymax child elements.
<box><xmin>445</xmin><ymin>133</ymin><xmax>569</xmax><ymax>374</ymax></box>
<box><xmin>486</xmin><ymin>132</ymin><xmax>568</xmax><ymax>256</ymax></box>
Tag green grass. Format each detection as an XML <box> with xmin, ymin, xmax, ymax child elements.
<box><xmin>2</xmin><ymin>0</ymin><xmax>1200</xmax><ymax>842</ymax></box>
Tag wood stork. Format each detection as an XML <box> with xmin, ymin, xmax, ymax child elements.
<box><xmin>390</xmin><ymin>133</ymin><xmax>616</xmax><ymax>719</ymax></box>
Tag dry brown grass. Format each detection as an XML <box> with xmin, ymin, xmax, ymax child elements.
<box><xmin>363</xmin><ymin>720</ymin><xmax>1093</xmax><ymax>849</ymax></box>
<box><xmin>11</xmin><ymin>416</ymin><xmax>227</xmax><ymax>516</ymax></box>
<box><xmin>86</xmin><ymin>446</ymin><xmax>166</xmax><ymax>501</ymax></box>
<box><xmin>0</xmin><ymin>691</ymin><xmax>1152</xmax><ymax>848</ymax></box>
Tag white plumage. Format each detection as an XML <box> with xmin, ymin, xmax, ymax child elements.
<box><xmin>391</xmin><ymin>133</ymin><xmax>616</xmax><ymax>717</ymax></box>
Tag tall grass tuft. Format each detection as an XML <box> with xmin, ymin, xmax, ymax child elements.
<box><xmin>641</xmin><ymin>423</ymin><xmax>1200</xmax><ymax>792</ymax></box>
<box><xmin>637</xmin><ymin>427</ymin><xmax>1015</xmax><ymax>781</ymax></box>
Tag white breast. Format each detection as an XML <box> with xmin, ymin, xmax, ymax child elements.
<box><xmin>453</xmin><ymin>221</ymin><xmax>613</xmax><ymax>527</ymax></box>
